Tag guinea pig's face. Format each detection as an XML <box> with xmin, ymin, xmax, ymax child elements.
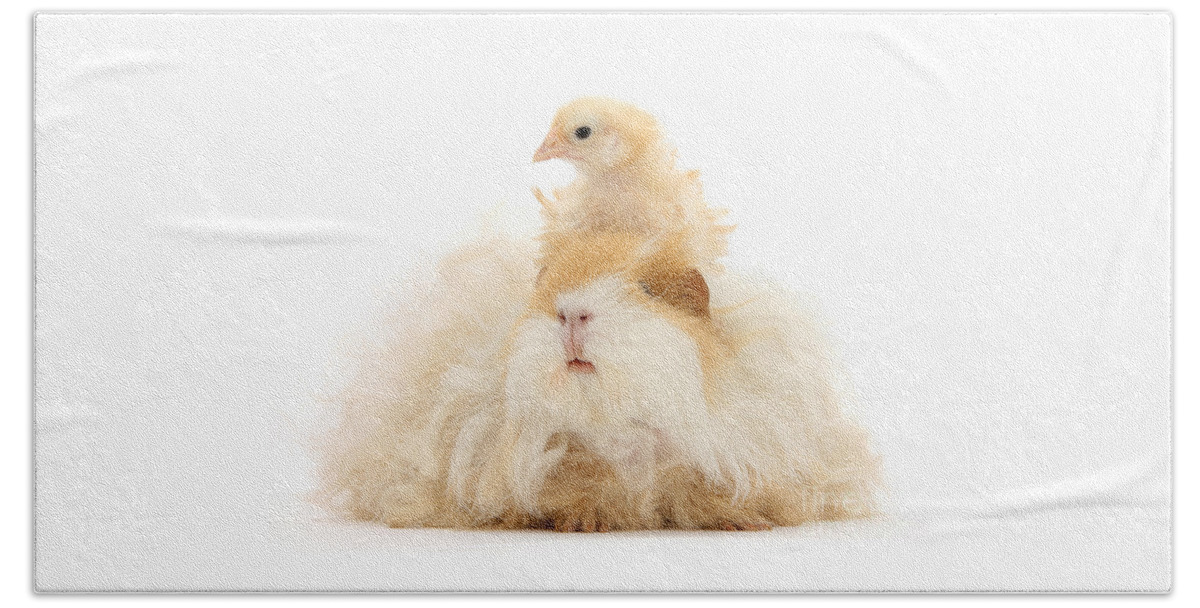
<box><xmin>502</xmin><ymin>232</ymin><xmax>715</xmax><ymax>463</ymax></box>
<box><xmin>528</xmin><ymin>272</ymin><xmax>699</xmax><ymax>377</ymax></box>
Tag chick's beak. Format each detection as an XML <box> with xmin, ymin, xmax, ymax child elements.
<box><xmin>533</xmin><ymin>131</ymin><xmax>569</xmax><ymax>163</ymax></box>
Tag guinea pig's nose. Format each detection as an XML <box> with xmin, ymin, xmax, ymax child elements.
<box><xmin>556</xmin><ymin>309</ymin><xmax>592</xmax><ymax>326</ymax></box>
<box><xmin>557</xmin><ymin>308</ymin><xmax>592</xmax><ymax>361</ymax></box>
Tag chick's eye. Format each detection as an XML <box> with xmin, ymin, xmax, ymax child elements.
<box><xmin>574</xmin><ymin>126</ymin><xmax>592</xmax><ymax>140</ymax></box>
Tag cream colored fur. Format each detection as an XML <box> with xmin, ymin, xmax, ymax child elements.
<box><xmin>317</xmin><ymin>236</ymin><xmax>879</xmax><ymax>530</ymax></box>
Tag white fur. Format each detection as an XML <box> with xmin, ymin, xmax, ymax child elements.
<box><xmin>452</xmin><ymin>275</ymin><xmax>749</xmax><ymax>516</ymax></box>
<box><xmin>319</xmin><ymin>237</ymin><xmax>875</xmax><ymax>526</ymax></box>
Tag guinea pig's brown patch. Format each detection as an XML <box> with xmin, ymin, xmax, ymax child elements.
<box><xmin>638</xmin><ymin>268</ymin><xmax>710</xmax><ymax>318</ymax></box>
<box><xmin>532</xmin><ymin>228</ymin><xmax>713</xmax><ymax>321</ymax></box>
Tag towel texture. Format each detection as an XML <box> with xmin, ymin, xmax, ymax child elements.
<box><xmin>34</xmin><ymin>13</ymin><xmax>1170</xmax><ymax>592</ymax></box>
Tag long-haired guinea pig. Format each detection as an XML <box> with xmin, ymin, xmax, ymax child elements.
<box><xmin>317</xmin><ymin>232</ymin><xmax>879</xmax><ymax>531</ymax></box>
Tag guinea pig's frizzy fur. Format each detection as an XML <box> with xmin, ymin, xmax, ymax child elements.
<box><xmin>317</xmin><ymin>231</ymin><xmax>880</xmax><ymax>531</ymax></box>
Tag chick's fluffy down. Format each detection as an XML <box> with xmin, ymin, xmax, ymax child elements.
<box><xmin>317</xmin><ymin>238</ymin><xmax>878</xmax><ymax>530</ymax></box>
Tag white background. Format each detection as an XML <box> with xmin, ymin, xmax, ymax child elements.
<box><xmin>8</xmin><ymin>0</ymin><xmax>1196</xmax><ymax>604</ymax></box>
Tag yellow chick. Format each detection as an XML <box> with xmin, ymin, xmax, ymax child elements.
<box><xmin>532</xmin><ymin>97</ymin><xmax>733</xmax><ymax>268</ymax></box>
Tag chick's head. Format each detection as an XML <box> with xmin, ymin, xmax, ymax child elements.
<box><xmin>533</xmin><ymin>97</ymin><xmax>662</xmax><ymax>174</ymax></box>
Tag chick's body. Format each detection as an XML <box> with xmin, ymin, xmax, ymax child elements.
<box><xmin>533</xmin><ymin>97</ymin><xmax>732</xmax><ymax>268</ymax></box>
